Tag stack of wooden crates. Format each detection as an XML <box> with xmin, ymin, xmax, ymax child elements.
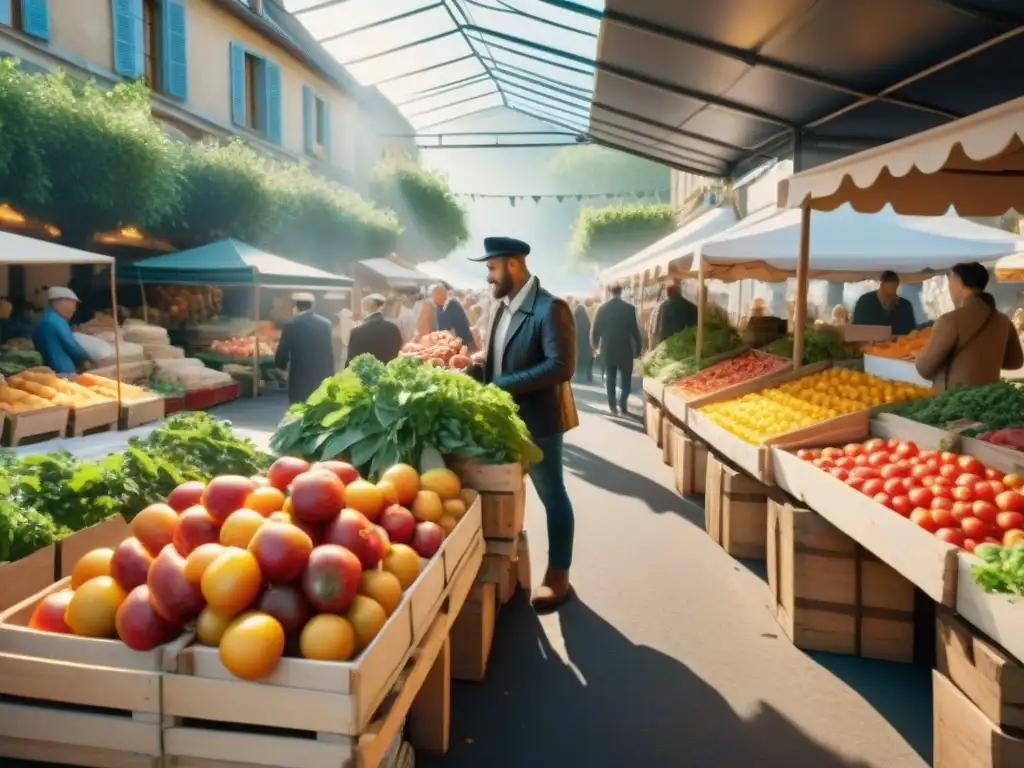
<box><xmin>447</xmin><ymin>461</ymin><xmax>529</xmax><ymax>682</ymax></box>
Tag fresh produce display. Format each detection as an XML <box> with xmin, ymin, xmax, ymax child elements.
<box><xmin>0</xmin><ymin>348</ymin><xmax>42</xmax><ymax>376</ymax></box>
<box><xmin>887</xmin><ymin>381</ymin><xmax>1024</xmax><ymax>432</ymax></box>
<box><xmin>673</xmin><ymin>351</ymin><xmax>787</xmax><ymax>396</ymax></box>
<box><xmin>9</xmin><ymin>369</ymin><xmax>115</xmax><ymax>408</ymax></box>
<box><xmin>971</xmin><ymin>541</ymin><xmax>1024</xmax><ymax>596</ymax></box>
<box><xmin>795</xmin><ymin>439</ymin><xmax>1024</xmax><ymax>552</ymax></box>
<box><xmin>271</xmin><ymin>355</ymin><xmax>541</xmax><ymax>480</ymax></box>
<box><xmin>0</xmin><ymin>413</ymin><xmax>270</xmax><ymax>562</ymax></box>
<box><xmin>152</xmin><ymin>358</ymin><xmax>234</xmax><ymax>389</ymax></box>
<box><xmin>150</xmin><ymin>285</ymin><xmax>224</xmax><ymax>327</ymax></box>
<box><xmin>75</xmin><ymin>373</ymin><xmax>153</xmax><ymax>403</ymax></box>
<box><xmin>146</xmin><ymin>379</ymin><xmax>187</xmax><ymax>398</ymax></box>
<box><xmin>642</xmin><ymin>313</ymin><xmax>741</xmax><ymax>379</ymax></box>
<box><xmin>701</xmin><ymin>368</ymin><xmax>932</xmax><ymax>444</ymax></box>
<box><xmin>400</xmin><ymin>330</ymin><xmax>470</xmax><ymax>370</ymax></box>
<box><xmin>763</xmin><ymin>325</ymin><xmax>861</xmax><ymax>364</ymax></box>
<box><xmin>980</xmin><ymin>427</ymin><xmax>1024</xmax><ymax>452</ymax></box>
<box><xmin>863</xmin><ymin>327</ymin><xmax>931</xmax><ymax>359</ymax></box>
<box><xmin>211</xmin><ymin>335</ymin><xmax>278</xmax><ymax>359</ymax></box>
<box><xmin>34</xmin><ymin>458</ymin><xmax>471</xmax><ymax>679</ymax></box>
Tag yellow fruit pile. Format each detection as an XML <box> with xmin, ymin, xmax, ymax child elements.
<box><xmin>700</xmin><ymin>367</ymin><xmax>933</xmax><ymax>444</ymax></box>
<box><xmin>75</xmin><ymin>373</ymin><xmax>151</xmax><ymax>402</ymax></box>
<box><xmin>0</xmin><ymin>369</ymin><xmax>118</xmax><ymax>412</ymax></box>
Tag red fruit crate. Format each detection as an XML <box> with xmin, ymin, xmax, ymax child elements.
<box><xmin>184</xmin><ymin>387</ymin><xmax>219</xmax><ymax>410</ymax></box>
<box><xmin>163</xmin><ymin>395</ymin><xmax>187</xmax><ymax>414</ymax></box>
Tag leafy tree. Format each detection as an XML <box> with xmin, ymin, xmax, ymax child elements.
<box><xmin>370</xmin><ymin>157</ymin><xmax>468</xmax><ymax>263</ymax></box>
<box><xmin>571</xmin><ymin>203</ymin><xmax>677</xmax><ymax>265</ymax></box>
<box><xmin>545</xmin><ymin>145</ymin><xmax>670</xmax><ymax>194</ymax></box>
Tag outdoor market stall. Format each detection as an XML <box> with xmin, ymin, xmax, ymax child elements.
<box><xmin>118</xmin><ymin>239</ymin><xmax>353</xmax><ymax>399</ymax></box>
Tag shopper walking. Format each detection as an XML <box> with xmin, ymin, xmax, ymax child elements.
<box><xmin>573</xmin><ymin>301</ymin><xmax>593</xmax><ymax>382</ymax></box>
<box><xmin>274</xmin><ymin>293</ymin><xmax>335</xmax><ymax>404</ymax></box>
<box><xmin>592</xmin><ymin>285</ymin><xmax>642</xmax><ymax>415</ymax></box>
<box><xmin>467</xmin><ymin>236</ymin><xmax>578</xmax><ymax>611</ymax></box>
<box><xmin>345</xmin><ymin>294</ymin><xmax>404</xmax><ymax>367</ymax></box>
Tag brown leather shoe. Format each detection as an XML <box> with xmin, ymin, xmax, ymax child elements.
<box><xmin>531</xmin><ymin>569</ymin><xmax>572</xmax><ymax>612</ymax></box>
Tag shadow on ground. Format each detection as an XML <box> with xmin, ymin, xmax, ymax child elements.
<box><xmin>562</xmin><ymin>442</ymin><xmax>689</xmax><ymax>518</ymax></box>
<box><xmin>422</xmin><ymin>596</ymin><xmax>878</xmax><ymax>768</ymax></box>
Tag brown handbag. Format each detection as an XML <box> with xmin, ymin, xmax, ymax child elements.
<box><xmin>940</xmin><ymin>308</ymin><xmax>996</xmax><ymax>390</ymax></box>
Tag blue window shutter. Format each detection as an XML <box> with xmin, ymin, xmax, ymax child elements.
<box><xmin>111</xmin><ymin>0</ymin><xmax>141</xmax><ymax>78</ymax></box>
<box><xmin>21</xmin><ymin>0</ymin><xmax>50</xmax><ymax>40</ymax></box>
<box><xmin>263</xmin><ymin>60</ymin><xmax>282</xmax><ymax>144</ymax></box>
<box><xmin>229</xmin><ymin>42</ymin><xmax>245</xmax><ymax>126</ymax></box>
<box><xmin>161</xmin><ymin>0</ymin><xmax>188</xmax><ymax>100</ymax></box>
<box><xmin>302</xmin><ymin>85</ymin><xmax>314</xmax><ymax>154</ymax></box>
<box><xmin>0</xmin><ymin>2</ymin><xmax>11</xmax><ymax>26</ymax></box>
<box><xmin>321</xmin><ymin>100</ymin><xmax>332</xmax><ymax>159</ymax></box>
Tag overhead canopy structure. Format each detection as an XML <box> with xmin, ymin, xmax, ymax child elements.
<box><xmin>118</xmin><ymin>239</ymin><xmax>353</xmax><ymax>289</ymax></box>
<box><xmin>778</xmin><ymin>95</ymin><xmax>1024</xmax><ymax>217</ymax></box>
<box><xmin>591</xmin><ymin>1</ymin><xmax>1024</xmax><ymax>177</ymax></box>
<box><xmin>695</xmin><ymin>205</ymin><xmax>1024</xmax><ymax>283</ymax></box>
<box><xmin>0</xmin><ymin>230</ymin><xmax>114</xmax><ymax>265</ymax></box>
<box><xmin>355</xmin><ymin>257</ymin><xmax>434</xmax><ymax>289</ymax></box>
<box><xmin>282</xmin><ymin>0</ymin><xmax>602</xmax><ymax>141</ymax></box>
<box><xmin>598</xmin><ymin>203</ymin><xmax>737</xmax><ymax>285</ymax></box>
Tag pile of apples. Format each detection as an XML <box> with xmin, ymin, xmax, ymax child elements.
<box><xmin>27</xmin><ymin>457</ymin><xmax>471</xmax><ymax>680</ymax></box>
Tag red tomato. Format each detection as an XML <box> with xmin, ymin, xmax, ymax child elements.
<box><xmin>938</xmin><ymin>451</ymin><xmax>958</xmax><ymax>465</ymax></box>
<box><xmin>919</xmin><ymin>450</ymin><xmax>938</xmax><ymax>462</ymax></box>
<box><xmin>951</xmin><ymin>501</ymin><xmax>974</xmax><ymax>523</ymax></box>
<box><xmin>891</xmin><ymin>496</ymin><xmax>912</xmax><ymax>517</ymax></box>
<box><xmin>911</xmin><ymin>464</ymin><xmax>932</xmax><ymax>480</ymax></box>
<box><xmin>864</xmin><ymin>438</ymin><xmax>886</xmax><ymax>453</ymax></box>
<box><xmin>895</xmin><ymin>442</ymin><xmax>919</xmax><ymax>459</ymax></box>
<box><xmin>910</xmin><ymin>508</ymin><xmax>938</xmax><ymax>532</ymax></box>
<box><xmin>938</xmin><ymin>464</ymin><xmax>959</xmax><ymax>481</ymax></box>
<box><xmin>821</xmin><ymin>447</ymin><xmax>843</xmax><ymax>461</ymax></box>
<box><xmin>996</xmin><ymin>511</ymin><xmax>1024</xmax><ymax>531</ymax></box>
<box><xmin>935</xmin><ymin>528</ymin><xmax>966</xmax><ymax>547</ymax></box>
<box><xmin>886</xmin><ymin>438</ymin><xmax>902</xmax><ymax>451</ymax></box>
<box><xmin>931</xmin><ymin>477</ymin><xmax>953</xmax><ymax>489</ymax></box>
<box><xmin>931</xmin><ymin>496</ymin><xmax>953</xmax><ymax>511</ymax></box>
<box><xmin>854</xmin><ymin>454</ymin><xmax>871</xmax><ymax>468</ymax></box>
<box><xmin>989</xmin><ymin>481</ymin><xmax>1006</xmax><ymax>496</ymax></box>
<box><xmin>843</xmin><ymin>443</ymin><xmax>864</xmax><ymax>457</ymax></box>
<box><xmin>931</xmin><ymin>507</ymin><xmax>956</xmax><ymax>528</ymax></box>
<box><xmin>862</xmin><ymin>478</ymin><xmax>884</xmax><ymax>496</ymax></box>
<box><xmin>931</xmin><ymin>485</ymin><xmax>953</xmax><ymax>502</ymax></box>
<box><xmin>908</xmin><ymin>487</ymin><xmax>933</xmax><ymax>508</ymax></box>
<box><xmin>884</xmin><ymin>477</ymin><xmax>907</xmax><ymax>496</ymax></box>
<box><xmin>812</xmin><ymin>458</ymin><xmax>833</xmax><ymax>469</ymax></box>
<box><xmin>830</xmin><ymin>468</ymin><xmax>850</xmax><ymax>481</ymax></box>
<box><xmin>985</xmin><ymin>467</ymin><xmax>1005</xmax><ymax>482</ymax></box>
<box><xmin>852</xmin><ymin>467</ymin><xmax>880</xmax><ymax>479</ymax></box>
<box><xmin>972</xmin><ymin>500</ymin><xmax>998</xmax><ymax>523</ymax></box>
<box><xmin>907</xmin><ymin>457</ymin><xmax>922</xmax><ymax>467</ymax></box>
<box><xmin>972</xmin><ymin>482</ymin><xmax>996</xmax><ymax>503</ymax></box>
<box><xmin>958</xmin><ymin>455</ymin><xmax>984</xmax><ymax>475</ymax></box>
<box><xmin>963</xmin><ymin>538</ymin><xmax>978</xmax><ymax>553</ymax></box>
<box><xmin>952</xmin><ymin>486</ymin><xmax>973</xmax><ymax>503</ymax></box>
<box><xmin>796</xmin><ymin>449</ymin><xmax>816</xmax><ymax>461</ymax></box>
<box><xmin>846</xmin><ymin>476</ymin><xmax>866</xmax><ymax>491</ymax></box>
<box><xmin>921</xmin><ymin>475</ymin><xmax>940</xmax><ymax>488</ymax></box>
<box><xmin>873</xmin><ymin>493</ymin><xmax>893</xmax><ymax>509</ymax></box>
<box><xmin>956</xmin><ymin>473</ymin><xmax>981</xmax><ymax>488</ymax></box>
<box><xmin>881</xmin><ymin>464</ymin><xmax>908</xmax><ymax>480</ymax></box>
<box><xmin>836</xmin><ymin>456</ymin><xmax>856</xmax><ymax>470</ymax></box>
<box><xmin>961</xmin><ymin>517</ymin><xmax>987</xmax><ymax>539</ymax></box>
<box><xmin>903</xmin><ymin>475</ymin><xmax>922</xmax><ymax>490</ymax></box>
<box><xmin>867</xmin><ymin>451</ymin><xmax>890</xmax><ymax>468</ymax></box>
<box><xmin>996</xmin><ymin>491</ymin><xmax>1024</xmax><ymax>513</ymax></box>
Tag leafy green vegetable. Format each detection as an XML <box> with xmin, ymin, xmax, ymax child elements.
<box><xmin>887</xmin><ymin>380</ymin><xmax>1024</xmax><ymax>431</ymax></box>
<box><xmin>642</xmin><ymin>312</ymin><xmax>741</xmax><ymax>379</ymax></box>
<box><xmin>271</xmin><ymin>355</ymin><xmax>542</xmax><ymax>481</ymax></box>
<box><xmin>972</xmin><ymin>542</ymin><xmax>1024</xmax><ymax>596</ymax></box>
<box><xmin>762</xmin><ymin>326</ymin><xmax>860</xmax><ymax>365</ymax></box>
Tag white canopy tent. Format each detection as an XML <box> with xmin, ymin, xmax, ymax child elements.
<box><xmin>598</xmin><ymin>204</ymin><xmax>738</xmax><ymax>286</ymax></box>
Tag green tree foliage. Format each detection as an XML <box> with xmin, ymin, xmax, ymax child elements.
<box><xmin>571</xmin><ymin>203</ymin><xmax>677</xmax><ymax>265</ymax></box>
<box><xmin>370</xmin><ymin>157</ymin><xmax>468</xmax><ymax>263</ymax></box>
<box><xmin>545</xmin><ymin>145</ymin><xmax>670</xmax><ymax>194</ymax></box>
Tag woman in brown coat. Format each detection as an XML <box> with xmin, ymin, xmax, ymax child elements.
<box><xmin>915</xmin><ymin>262</ymin><xmax>1024</xmax><ymax>393</ymax></box>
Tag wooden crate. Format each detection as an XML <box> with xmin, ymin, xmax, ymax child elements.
<box><xmin>956</xmin><ymin>554</ymin><xmax>1024</xmax><ymax>667</ymax></box>
<box><xmin>2</xmin><ymin>405</ymin><xmax>69</xmax><ymax>447</ymax></box>
<box><xmin>0</xmin><ymin>545</ymin><xmax>56</xmax><ymax>611</ymax></box>
<box><xmin>936</xmin><ymin>610</ymin><xmax>1024</xmax><ymax>733</ymax></box>
<box><xmin>68</xmin><ymin>400</ymin><xmax>119</xmax><ymax>438</ymax></box>
<box><xmin>448</xmin><ymin>459</ymin><xmax>523</xmax><ymax>493</ymax></box>
<box><xmin>767</xmin><ymin>499</ymin><xmax>916</xmax><ymax>662</ymax></box>
<box><xmin>644</xmin><ymin>396</ymin><xmax>663</xmax><ymax>446</ymax></box>
<box><xmin>449</xmin><ymin>581</ymin><xmax>496</xmax><ymax>682</ymax></box>
<box><xmin>673</xmin><ymin>429</ymin><xmax>708</xmax><ymax>495</ymax></box>
<box><xmin>477</xmin><ymin>484</ymin><xmax>526</xmax><ymax>541</ymax></box>
<box><xmin>479</xmin><ymin>538</ymin><xmax>518</xmax><ymax>605</ymax></box>
<box><xmin>0</xmin><ymin>578</ymin><xmax>184</xmax><ymax>768</ymax></box>
<box><xmin>161</xmin><ymin>507</ymin><xmax>484</xmax><ymax>768</ymax></box>
<box><xmin>661</xmin><ymin>416</ymin><xmax>675</xmax><ymax>465</ymax></box>
<box><xmin>59</xmin><ymin>516</ymin><xmax>131</xmax><ymax>578</ymax></box>
<box><xmin>704</xmin><ymin>455</ymin><xmax>769</xmax><ymax>559</ymax></box>
<box><xmin>120</xmin><ymin>395</ymin><xmax>165</xmax><ymax>430</ymax></box>
<box><xmin>933</xmin><ymin>670</ymin><xmax>1024</xmax><ymax>768</ymax></box>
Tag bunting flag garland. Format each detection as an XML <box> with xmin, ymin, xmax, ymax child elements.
<box><xmin>450</xmin><ymin>189</ymin><xmax>670</xmax><ymax>207</ymax></box>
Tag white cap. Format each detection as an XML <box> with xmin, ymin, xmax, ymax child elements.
<box><xmin>48</xmin><ymin>286</ymin><xmax>80</xmax><ymax>302</ymax></box>
<box><xmin>292</xmin><ymin>292</ymin><xmax>315</xmax><ymax>303</ymax></box>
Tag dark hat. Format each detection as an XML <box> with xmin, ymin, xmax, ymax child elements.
<box><xmin>470</xmin><ymin>236</ymin><xmax>531</xmax><ymax>262</ymax></box>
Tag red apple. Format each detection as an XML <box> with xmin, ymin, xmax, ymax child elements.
<box><xmin>266</xmin><ymin>456</ymin><xmax>310</xmax><ymax>492</ymax></box>
<box><xmin>248</xmin><ymin>521</ymin><xmax>314</xmax><ymax>583</ymax></box>
<box><xmin>27</xmin><ymin>589</ymin><xmax>74</xmax><ymax>634</ymax></box>
<box><xmin>167</xmin><ymin>481</ymin><xmax>206</xmax><ymax>513</ymax></box>
<box><xmin>116</xmin><ymin>585</ymin><xmax>180</xmax><ymax>651</ymax></box>
<box><xmin>411</xmin><ymin>522</ymin><xmax>444</xmax><ymax>558</ymax></box>
<box><xmin>323</xmin><ymin>509</ymin><xmax>387</xmax><ymax>569</ymax></box>
<box><xmin>173</xmin><ymin>506</ymin><xmax>220</xmax><ymax>556</ymax></box>
<box><xmin>379</xmin><ymin>505</ymin><xmax>416</xmax><ymax>545</ymax></box>
<box><xmin>201</xmin><ymin>475</ymin><xmax>257</xmax><ymax>524</ymax></box>
<box><xmin>147</xmin><ymin>544</ymin><xmax>205</xmax><ymax>624</ymax></box>
<box><xmin>311</xmin><ymin>460</ymin><xmax>360</xmax><ymax>485</ymax></box>
<box><xmin>290</xmin><ymin>471</ymin><xmax>346</xmax><ymax>523</ymax></box>
<box><xmin>253</xmin><ymin>584</ymin><xmax>310</xmax><ymax>633</ymax></box>
<box><xmin>301</xmin><ymin>544</ymin><xmax>363</xmax><ymax>613</ymax></box>
<box><xmin>110</xmin><ymin>537</ymin><xmax>155</xmax><ymax>592</ymax></box>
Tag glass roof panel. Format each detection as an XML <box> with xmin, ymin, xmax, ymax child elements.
<box><xmin>282</xmin><ymin>0</ymin><xmax>604</xmax><ymax>135</ymax></box>
<box><xmin>506</xmin><ymin>97</ymin><xmax>590</xmax><ymax>133</ymax></box>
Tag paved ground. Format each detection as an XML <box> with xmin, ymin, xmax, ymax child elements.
<box><xmin>11</xmin><ymin>383</ymin><xmax>932</xmax><ymax>768</ymax></box>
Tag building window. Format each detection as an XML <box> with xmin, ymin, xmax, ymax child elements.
<box><xmin>230</xmin><ymin>42</ymin><xmax>281</xmax><ymax>143</ymax></box>
<box><xmin>314</xmin><ymin>97</ymin><xmax>327</xmax><ymax>153</ymax></box>
<box><xmin>6</xmin><ymin>0</ymin><xmax>50</xmax><ymax>41</ymax></box>
<box><xmin>244</xmin><ymin>53</ymin><xmax>263</xmax><ymax>133</ymax></box>
<box><xmin>142</xmin><ymin>0</ymin><xmax>158</xmax><ymax>89</ymax></box>
<box><xmin>302</xmin><ymin>84</ymin><xmax>331</xmax><ymax>158</ymax></box>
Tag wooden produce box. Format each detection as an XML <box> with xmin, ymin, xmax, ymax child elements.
<box><xmin>448</xmin><ymin>458</ymin><xmax>523</xmax><ymax>494</ymax></box>
<box><xmin>770</xmin><ymin>445</ymin><xmax>959</xmax><ymax>606</ymax></box>
<box><xmin>479</xmin><ymin>538</ymin><xmax>519</xmax><ymax>605</ymax></box>
<box><xmin>661</xmin><ymin>416</ymin><xmax>675</xmax><ymax>466</ymax></box>
<box><xmin>936</xmin><ymin>610</ymin><xmax>1024</xmax><ymax>734</ymax></box>
<box><xmin>871</xmin><ymin>411</ymin><xmax>956</xmax><ymax>451</ymax></box>
<box><xmin>863</xmin><ymin>354</ymin><xmax>932</xmax><ymax>387</ymax></box>
<box><xmin>0</xmin><ymin>579</ymin><xmax>186</xmax><ymax>768</ymax></box>
<box><xmin>644</xmin><ymin>395</ymin><xmax>663</xmax><ymax>446</ymax></box>
<box><xmin>641</xmin><ymin>376</ymin><xmax>664</xmax><ymax>404</ymax></box>
<box><xmin>59</xmin><ymin>516</ymin><xmax>131</xmax><ymax>578</ymax></box>
<box><xmin>119</xmin><ymin>394</ymin><xmax>165</xmax><ymax>430</ymax></box>
<box><xmin>448</xmin><ymin>460</ymin><xmax>525</xmax><ymax>541</ymax></box>
<box><xmin>955</xmin><ymin>554</ymin><xmax>1024</xmax><ymax>667</ymax></box>
<box><xmin>667</xmin><ymin>349</ymin><xmax>792</xmax><ymax>411</ymax></box>
<box><xmin>449</xmin><ymin>581</ymin><xmax>496</xmax><ymax>682</ymax></box>
<box><xmin>933</xmin><ymin>670</ymin><xmax>1024</xmax><ymax>768</ymax></box>
<box><xmin>767</xmin><ymin>500</ymin><xmax>916</xmax><ymax>662</ymax></box>
<box><xmin>0</xmin><ymin>545</ymin><xmax>56</xmax><ymax>611</ymax></box>
<box><xmin>162</xmin><ymin>505</ymin><xmax>484</xmax><ymax>768</ymax></box>
<box><xmin>704</xmin><ymin>455</ymin><xmax>770</xmax><ymax>559</ymax></box>
<box><xmin>2</xmin><ymin>405</ymin><xmax>69</xmax><ymax>447</ymax></box>
<box><xmin>837</xmin><ymin>324</ymin><xmax>892</xmax><ymax>344</ymax></box>
<box><xmin>67</xmin><ymin>400</ymin><xmax>119</xmax><ymax>438</ymax></box>
<box><xmin>674</xmin><ymin>429</ymin><xmax>708</xmax><ymax>496</ymax></box>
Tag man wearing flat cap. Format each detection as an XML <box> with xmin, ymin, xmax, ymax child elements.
<box><xmin>345</xmin><ymin>293</ymin><xmax>403</xmax><ymax>368</ymax></box>
<box><xmin>469</xmin><ymin>236</ymin><xmax>579</xmax><ymax>610</ymax></box>
<box><xmin>275</xmin><ymin>292</ymin><xmax>334</xmax><ymax>404</ymax></box>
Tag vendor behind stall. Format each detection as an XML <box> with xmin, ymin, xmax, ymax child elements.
<box><xmin>915</xmin><ymin>262</ymin><xmax>1023</xmax><ymax>392</ymax></box>
<box><xmin>33</xmin><ymin>286</ymin><xmax>90</xmax><ymax>374</ymax></box>
<box><xmin>852</xmin><ymin>271</ymin><xmax>917</xmax><ymax>336</ymax></box>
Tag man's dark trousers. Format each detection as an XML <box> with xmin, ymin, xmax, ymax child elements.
<box><xmin>605</xmin><ymin>360</ymin><xmax>631</xmax><ymax>411</ymax></box>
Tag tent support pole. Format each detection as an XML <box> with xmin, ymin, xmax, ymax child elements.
<box><xmin>696</xmin><ymin>258</ymin><xmax>706</xmax><ymax>363</ymax></box>
<box><xmin>110</xmin><ymin>265</ymin><xmax>122</xmax><ymax>407</ymax></box>
<box><xmin>252</xmin><ymin>284</ymin><xmax>260</xmax><ymax>399</ymax></box>
<box><xmin>793</xmin><ymin>204</ymin><xmax>811</xmax><ymax>369</ymax></box>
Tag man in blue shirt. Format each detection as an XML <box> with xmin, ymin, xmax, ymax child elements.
<box><xmin>430</xmin><ymin>283</ymin><xmax>476</xmax><ymax>352</ymax></box>
<box><xmin>34</xmin><ymin>286</ymin><xmax>90</xmax><ymax>374</ymax></box>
